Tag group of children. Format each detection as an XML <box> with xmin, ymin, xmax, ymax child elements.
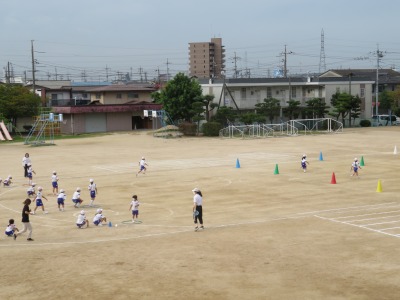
<box><xmin>3</xmin><ymin>155</ymin><xmax>148</xmax><ymax>239</ymax></box>
<box><xmin>300</xmin><ymin>154</ymin><xmax>362</xmax><ymax>177</ymax></box>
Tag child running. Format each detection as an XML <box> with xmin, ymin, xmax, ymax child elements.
<box><xmin>33</xmin><ymin>186</ymin><xmax>48</xmax><ymax>214</ymax></box>
<box><xmin>88</xmin><ymin>179</ymin><xmax>98</xmax><ymax>207</ymax></box>
<box><xmin>5</xmin><ymin>219</ymin><xmax>19</xmax><ymax>237</ymax></box>
<box><xmin>301</xmin><ymin>154</ymin><xmax>309</xmax><ymax>173</ymax></box>
<box><xmin>136</xmin><ymin>157</ymin><xmax>148</xmax><ymax>177</ymax></box>
<box><xmin>57</xmin><ymin>189</ymin><xmax>66</xmax><ymax>211</ymax></box>
<box><xmin>51</xmin><ymin>171</ymin><xmax>59</xmax><ymax>195</ymax></box>
<box><xmin>27</xmin><ymin>165</ymin><xmax>36</xmax><ymax>186</ymax></box>
<box><xmin>76</xmin><ymin>210</ymin><xmax>89</xmax><ymax>228</ymax></box>
<box><xmin>128</xmin><ymin>195</ymin><xmax>140</xmax><ymax>223</ymax></box>
<box><xmin>351</xmin><ymin>158</ymin><xmax>361</xmax><ymax>177</ymax></box>
<box><xmin>93</xmin><ymin>208</ymin><xmax>107</xmax><ymax>226</ymax></box>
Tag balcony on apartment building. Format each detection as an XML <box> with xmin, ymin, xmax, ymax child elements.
<box><xmin>51</xmin><ymin>98</ymin><xmax>91</xmax><ymax>107</ymax></box>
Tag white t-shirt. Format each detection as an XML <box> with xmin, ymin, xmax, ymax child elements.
<box><xmin>22</xmin><ymin>157</ymin><xmax>31</xmax><ymax>166</ymax></box>
<box><xmin>6</xmin><ymin>224</ymin><xmax>16</xmax><ymax>233</ymax></box>
<box><xmin>139</xmin><ymin>159</ymin><xmax>146</xmax><ymax>166</ymax></box>
<box><xmin>76</xmin><ymin>214</ymin><xmax>86</xmax><ymax>224</ymax></box>
<box><xmin>36</xmin><ymin>191</ymin><xmax>43</xmax><ymax>200</ymax></box>
<box><xmin>88</xmin><ymin>183</ymin><xmax>97</xmax><ymax>191</ymax></box>
<box><xmin>51</xmin><ymin>174</ymin><xmax>58</xmax><ymax>182</ymax></box>
<box><xmin>193</xmin><ymin>194</ymin><xmax>202</xmax><ymax>206</ymax></box>
<box><xmin>130</xmin><ymin>200</ymin><xmax>140</xmax><ymax>211</ymax></box>
<box><xmin>93</xmin><ymin>213</ymin><xmax>104</xmax><ymax>222</ymax></box>
<box><xmin>57</xmin><ymin>192</ymin><xmax>66</xmax><ymax>200</ymax></box>
<box><xmin>72</xmin><ymin>191</ymin><xmax>81</xmax><ymax>200</ymax></box>
<box><xmin>27</xmin><ymin>186</ymin><xmax>35</xmax><ymax>194</ymax></box>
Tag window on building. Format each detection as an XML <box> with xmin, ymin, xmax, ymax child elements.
<box><xmin>360</xmin><ymin>87</ymin><xmax>365</xmax><ymax>98</ymax></box>
<box><xmin>267</xmin><ymin>87</ymin><xmax>272</xmax><ymax>98</ymax></box>
<box><xmin>291</xmin><ymin>87</ymin><xmax>296</xmax><ymax>98</ymax></box>
<box><xmin>116</xmin><ymin>93</ymin><xmax>122</xmax><ymax>99</ymax></box>
<box><xmin>51</xmin><ymin>94</ymin><xmax>58</xmax><ymax>100</ymax></box>
<box><xmin>95</xmin><ymin>93</ymin><xmax>101</xmax><ymax>99</ymax></box>
<box><xmin>241</xmin><ymin>88</ymin><xmax>246</xmax><ymax>99</ymax></box>
<box><xmin>82</xmin><ymin>93</ymin><xmax>88</xmax><ymax>98</ymax></box>
<box><xmin>128</xmin><ymin>93</ymin><xmax>139</xmax><ymax>99</ymax></box>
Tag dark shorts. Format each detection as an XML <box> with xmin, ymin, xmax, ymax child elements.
<box><xmin>52</xmin><ymin>182</ymin><xmax>58</xmax><ymax>188</ymax></box>
<box><xmin>36</xmin><ymin>199</ymin><xmax>43</xmax><ymax>206</ymax></box>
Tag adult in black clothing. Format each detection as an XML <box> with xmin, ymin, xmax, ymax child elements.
<box><xmin>14</xmin><ymin>198</ymin><xmax>34</xmax><ymax>241</ymax></box>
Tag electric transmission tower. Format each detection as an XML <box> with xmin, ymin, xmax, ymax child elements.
<box><xmin>319</xmin><ymin>29</ymin><xmax>326</xmax><ymax>74</ymax></box>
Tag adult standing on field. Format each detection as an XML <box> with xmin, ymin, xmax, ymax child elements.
<box><xmin>14</xmin><ymin>198</ymin><xmax>34</xmax><ymax>241</ymax></box>
<box><xmin>192</xmin><ymin>188</ymin><xmax>204</xmax><ymax>231</ymax></box>
<box><xmin>22</xmin><ymin>153</ymin><xmax>31</xmax><ymax>178</ymax></box>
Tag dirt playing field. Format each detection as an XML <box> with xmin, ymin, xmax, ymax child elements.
<box><xmin>0</xmin><ymin>127</ymin><xmax>400</xmax><ymax>300</ymax></box>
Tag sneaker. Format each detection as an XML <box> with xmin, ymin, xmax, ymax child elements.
<box><xmin>31</xmin><ymin>212</ymin><xmax>35</xmax><ymax>215</ymax></box>
<box><xmin>27</xmin><ymin>238</ymin><xmax>34</xmax><ymax>241</ymax></box>
<box><xmin>200</xmin><ymin>226</ymin><xmax>204</xmax><ymax>230</ymax></box>
<box><xmin>44</xmin><ymin>211</ymin><xmax>48</xmax><ymax>214</ymax></box>
<box><xmin>132</xmin><ymin>220</ymin><xmax>135</xmax><ymax>223</ymax></box>
<box><xmin>98</xmin><ymin>224</ymin><xmax>103</xmax><ymax>227</ymax></box>
<box><xmin>13</xmin><ymin>234</ymin><xmax>17</xmax><ymax>240</ymax></box>
<box><xmin>194</xmin><ymin>227</ymin><xmax>199</xmax><ymax>231</ymax></box>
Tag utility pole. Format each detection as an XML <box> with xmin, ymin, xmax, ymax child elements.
<box><xmin>281</xmin><ymin>45</ymin><xmax>293</xmax><ymax>78</ymax></box>
<box><xmin>232</xmin><ymin>52</ymin><xmax>241</xmax><ymax>78</ymax></box>
<box><xmin>31</xmin><ymin>40</ymin><xmax>36</xmax><ymax>94</ymax></box>
<box><xmin>374</xmin><ymin>44</ymin><xmax>384</xmax><ymax>116</ymax></box>
<box><xmin>166</xmin><ymin>59</ymin><xmax>170</xmax><ymax>81</ymax></box>
<box><xmin>319</xmin><ymin>29</ymin><xmax>326</xmax><ymax>74</ymax></box>
<box><xmin>139</xmin><ymin>67</ymin><xmax>143</xmax><ymax>82</ymax></box>
<box><xmin>105</xmin><ymin>65</ymin><xmax>110</xmax><ymax>82</ymax></box>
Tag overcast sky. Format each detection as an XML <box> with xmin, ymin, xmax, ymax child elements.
<box><xmin>1</xmin><ymin>0</ymin><xmax>399</xmax><ymax>82</ymax></box>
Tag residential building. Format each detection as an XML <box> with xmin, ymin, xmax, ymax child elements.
<box><xmin>199</xmin><ymin>72</ymin><xmax>376</xmax><ymax>124</ymax></box>
<box><xmin>189</xmin><ymin>38</ymin><xmax>225</xmax><ymax>79</ymax></box>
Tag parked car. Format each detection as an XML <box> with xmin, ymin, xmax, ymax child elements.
<box><xmin>372</xmin><ymin>115</ymin><xmax>398</xmax><ymax>126</ymax></box>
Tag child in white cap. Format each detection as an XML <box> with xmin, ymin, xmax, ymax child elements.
<box><xmin>51</xmin><ymin>171</ymin><xmax>59</xmax><ymax>195</ymax></box>
<box><xmin>72</xmin><ymin>187</ymin><xmax>83</xmax><ymax>208</ymax></box>
<box><xmin>93</xmin><ymin>208</ymin><xmax>107</xmax><ymax>226</ymax></box>
<box><xmin>57</xmin><ymin>189</ymin><xmax>67</xmax><ymax>211</ymax></box>
<box><xmin>33</xmin><ymin>186</ymin><xmax>48</xmax><ymax>214</ymax></box>
<box><xmin>136</xmin><ymin>157</ymin><xmax>148</xmax><ymax>177</ymax></box>
<box><xmin>88</xmin><ymin>179</ymin><xmax>98</xmax><ymax>207</ymax></box>
<box><xmin>76</xmin><ymin>210</ymin><xmax>89</xmax><ymax>228</ymax></box>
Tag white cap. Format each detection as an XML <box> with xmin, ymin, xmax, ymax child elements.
<box><xmin>89</xmin><ymin>178</ymin><xmax>94</xmax><ymax>182</ymax></box>
<box><xmin>354</xmin><ymin>158</ymin><xmax>358</xmax><ymax>161</ymax></box>
<box><xmin>53</xmin><ymin>171</ymin><xmax>57</xmax><ymax>174</ymax></box>
<box><xmin>32</xmin><ymin>183</ymin><xmax>36</xmax><ymax>186</ymax></box>
<box><xmin>80</xmin><ymin>210</ymin><xmax>85</xmax><ymax>215</ymax></box>
<box><xmin>192</xmin><ymin>188</ymin><xmax>200</xmax><ymax>192</ymax></box>
<box><xmin>142</xmin><ymin>156</ymin><xmax>145</xmax><ymax>159</ymax></box>
<box><xmin>8</xmin><ymin>175</ymin><xmax>12</xmax><ymax>179</ymax></box>
<box><xmin>38</xmin><ymin>186</ymin><xmax>43</xmax><ymax>191</ymax></box>
<box><xmin>97</xmin><ymin>208</ymin><xmax>103</xmax><ymax>213</ymax></box>
<box><xmin>76</xmin><ymin>187</ymin><xmax>81</xmax><ymax>192</ymax></box>
<box><xmin>60</xmin><ymin>189</ymin><xmax>65</xmax><ymax>193</ymax></box>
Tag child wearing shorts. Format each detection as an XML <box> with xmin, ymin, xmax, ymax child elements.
<box><xmin>93</xmin><ymin>208</ymin><xmax>107</xmax><ymax>226</ymax></box>
<box><xmin>5</xmin><ymin>219</ymin><xmax>19</xmax><ymax>237</ymax></box>
<box><xmin>57</xmin><ymin>189</ymin><xmax>66</xmax><ymax>211</ymax></box>
<box><xmin>76</xmin><ymin>210</ymin><xmax>89</xmax><ymax>228</ymax></box>
<box><xmin>128</xmin><ymin>195</ymin><xmax>140</xmax><ymax>223</ymax></box>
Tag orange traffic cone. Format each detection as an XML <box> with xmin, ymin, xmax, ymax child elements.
<box><xmin>330</xmin><ymin>172</ymin><xmax>337</xmax><ymax>184</ymax></box>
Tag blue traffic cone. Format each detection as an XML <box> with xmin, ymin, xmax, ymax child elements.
<box><xmin>319</xmin><ymin>151</ymin><xmax>324</xmax><ymax>161</ymax></box>
<box><xmin>236</xmin><ymin>158</ymin><xmax>241</xmax><ymax>168</ymax></box>
<box><xmin>108</xmin><ymin>221</ymin><xmax>112</xmax><ymax>227</ymax></box>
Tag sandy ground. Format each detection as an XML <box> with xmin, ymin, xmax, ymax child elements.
<box><xmin>0</xmin><ymin>127</ymin><xmax>400</xmax><ymax>300</ymax></box>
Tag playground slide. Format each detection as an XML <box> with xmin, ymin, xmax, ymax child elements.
<box><xmin>0</xmin><ymin>130</ymin><xmax>4</xmax><ymax>141</ymax></box>
<box><xmin>0</xmin><ymin>121</ymin><xmax>12</xmax><ymax>140</ymax></box>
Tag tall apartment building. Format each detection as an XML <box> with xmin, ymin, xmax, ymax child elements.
<box><xmin>189</xmin><ymin>38</ymin><xmax>225</xmax><ymax>79</ymax></box>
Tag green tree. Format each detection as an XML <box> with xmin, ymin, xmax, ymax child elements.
<box><xmin>239</xmin><ymin>112</ymin><xmax>265</xmax><ymax>124</ymax></box>
<box><xmin>379</xmin><ymin>91</ymin><xmax>392</xmax><ymax>113</ymax></box>
<box><xmin>191</xmin><ymin>100</ymin><xmax>205</xmax><ymax>135</ymax></box>
<box><xmin>203</xmin><ymin>94</ymin><xmax>218</xmax><ymax>122</ymax></box>
<box><xmin>255</xmin><ymin>98</ymin><xmax>281</xmax><ymax>123</ymax></box>
<box><xmin>284</xmin><ymin>99</ymin><xmax>301</xmax><ymax>120</ymax></box>
<box><xmin>305</xmin><ymin>98</ymin><xmax>329</xmax><ymax>119</ymax></box>
<box><xmin>151</xmin><ymin>73</ymin><xmax>203</xmax><ymax>122</ymax></box>
<box><xmin>211</xmin><ymin>106</ymin><xmax>237</xmax><ymax>126</ymax></box>
<box><xmin>0</xmin><ymin>84</ymin><xmax>41</xmax><ymax>130</ymax></box>
<box><xmin>349</xmin><ymin>95</ymin><xmax>362</xmax><ymax>126</ymax></box>
<box><xmin>330</xmin><ymin>92</ymin><xmax>351</xmax><ymax>125</ymax></box>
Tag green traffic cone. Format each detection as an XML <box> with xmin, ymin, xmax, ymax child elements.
<box><xmin>274</xmin><ymin>164</ymin><xmax>279</xmax><ymax>175</ymax></box>
<box><xmin>360</xmin><ymin>156</ymin><xmax>365</xmax><ymax>167</ymax></box>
